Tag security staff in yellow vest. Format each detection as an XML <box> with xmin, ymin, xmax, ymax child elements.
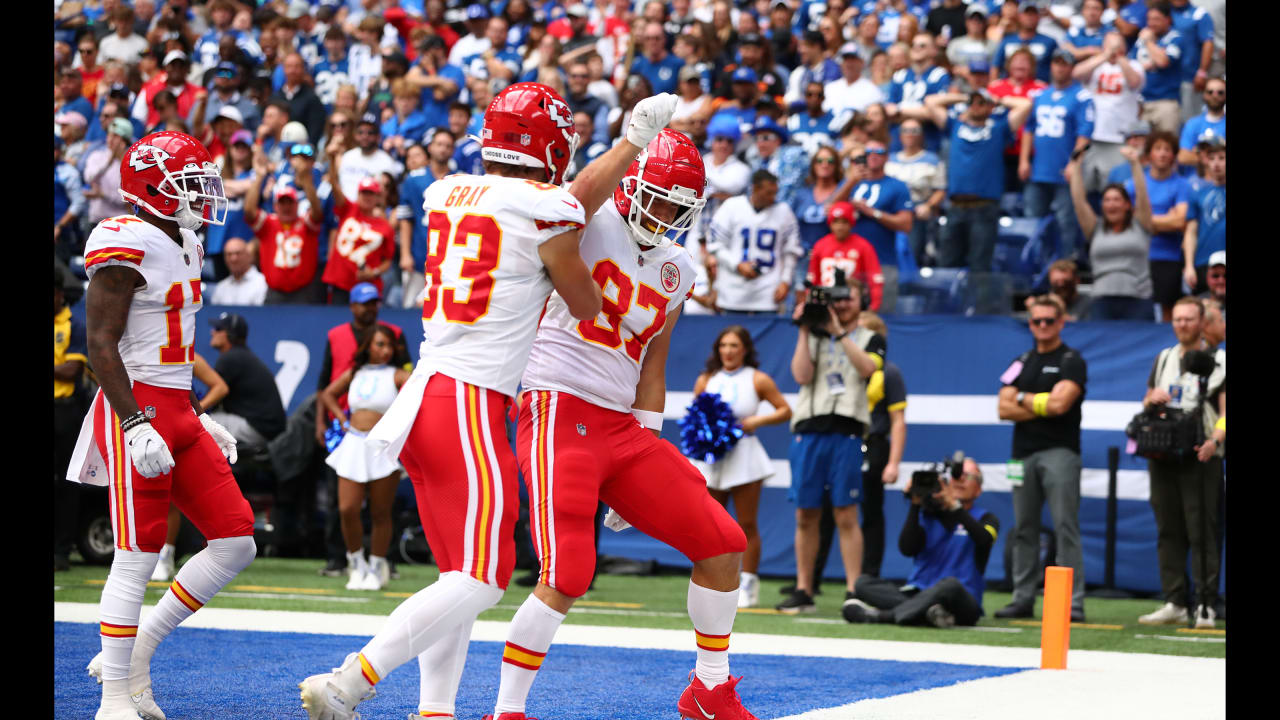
<box><xmin>54</xmin><ymin>264</ymin><xmax>89</xmax><ymax>572</ymax></box>
<box><xmin>777</xmin><ymin>276</ymin><xmax>886</xmax><ymax>614</ymax></box>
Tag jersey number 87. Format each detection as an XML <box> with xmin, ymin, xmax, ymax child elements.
<box><xmin>576</xmin><ymin>259</ymin><xmax>669</xmax><ymax>363</ymax></box>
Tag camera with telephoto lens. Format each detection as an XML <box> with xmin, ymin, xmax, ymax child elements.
<box><xmin>907</xmin><ymin>450</ymin><xmax>966</xmax><ymax>513</ymax></box>
<box><xmin>795</xmin><ymin>269</ymin><xmax>852</xmax><ymax>331</ymax></box>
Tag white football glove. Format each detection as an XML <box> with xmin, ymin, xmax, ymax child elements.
<box><xmin>626</xmin><ymin>92</ymin><xmax>679</xmax><ymax>149</ymax></box>
<box><xmin>124</xmin><ymin>423</ymin><xmax>176</xmax><ymax>478</ymax></box>
<box><xmin>603</xmin><ymin>507</ymin><xmax>632</xmax><ymax>532</ymax></box>
<box><xmin>200</xmin><ymin>413</ymin><xmax>239</xmax><ymax>465</ymax></box>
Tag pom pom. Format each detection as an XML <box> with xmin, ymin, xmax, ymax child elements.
<box><xmin>324</xmin><ymin>417</ymin><xmax>346</xmax><ymax>453</ymax></box>
<box><xmin>678</xmin><ymin>392</ymin><xmax>744</xmax><ymax>463</ymax></box>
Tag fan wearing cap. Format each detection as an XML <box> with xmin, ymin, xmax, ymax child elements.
<box><xmin>1199</xmin><ymin>251</ymin><xmax>1225</xmax><ymax>310</ymax></box>
<box><xmin>245</xmin><ymin>144</ymin><xmax>327</xmax><ymax>303</ymax></box>
<box><xmin>945</xmin><ymin>5</ymin><xmax>996</xmax><ymax>83</ymax></box>
<box><xmin>992</xmin><ymin>1</ymin><xmax>1059</xmax><ymax>83</ymax></box>
<box><xmin>322</xmin><ymin>153</ymin><xmax>396</xmax><ymax>303</ymax></box>
<box><xmin>335</xmin><ymin>112</ymin><xmax>405</xmax><ymax>201</ymax></box>
<box><xmin>824</xmin><ymin>43</ymin><xmax>886</xmax><ymax>117</ymax></box>
<box><xmin>56</xmin><ymin>108</ymin><xmax>91</xmax><ymax>168</ymax></box>
<box><xmin>83</xmin><ymin>117</ymin><xmax>136</xmax><ymax>225</ymax></box>
<box><xmin>747</xmin><ymin>114</ymin><xmax>807</xmax><ymax>207</ymax></box>
<box><xmin>807</xmin><ymin>201</ymin><xmax>885</xmax><ymax>310</ymax></box>
<box><xmin>1183</xmin><ymin>139</ymin><xmax>1224</xmax><ymax>293</ymax></box>
<box><xmin>133</xmin><ymin>50</ymin><xmax>203</xmax><ymax>129</ymax></box>
<box><xmin>707</xmin><ymin>65</ymin><xmax>761</xmax><ymax>141</ymax></box>
<box><xmin>448</xmin><ymin>2</ymin><xmax>496</xmax><ymax>67</ymax></box>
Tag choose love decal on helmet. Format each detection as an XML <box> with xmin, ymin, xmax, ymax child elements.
<box><xmin>119</xmin><ymin>131</ymin><xmax>228</xmax><ymax>231</ymax></box>
<box><xmin>613</xmin><ymin>128</ymin><xmax>707</xmax><ymax>248</ymax></box>
<box><xmin>480</xmin><ymin>82</ymin><xmax>580</xmax><ymax>186</ymax></box>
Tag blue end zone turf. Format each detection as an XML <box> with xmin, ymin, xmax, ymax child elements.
<box><xmin>56</xmin><ymin>622</ymin><xmax>1024</xmax><ymax>718</ymax></box>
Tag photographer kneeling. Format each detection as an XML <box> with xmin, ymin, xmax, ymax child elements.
<box><xmin>843</xmin><ymin>457</ymin><xmax>999</xmax><ymax>628</ymax></box>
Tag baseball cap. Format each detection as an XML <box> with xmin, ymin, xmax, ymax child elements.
<box><xmin>162</xmin><ymin>49</ymin><xmax>189</xmax><ymax>66</ymax></box>
<box><xmin>970</xmin><ymin>87</ymin><xmax>996</xmax><ymax>104</ymax></box>
<box><xmin>771</xmin><ymin>0</ymin><xmax>791</xmax><ymax>10</ymax></box>
<box><xmin>107</xmin><ymin>82</ymin><xmax>131</xmax><ymax>100</ymax></box>
<box><xmin>1196</xmin><ymin>130</ymin><xmax>1225</xmax><ymax>149</ymax></box>
<box><xmin>281</xmin><ymin>121</ymin><xmax>310</xmax><ymax>144</ymax></box>
<box><xmin>465</xmin><ymin>4</ymin><xmax>491</xmax><ymax>20</ymax></box>
<box><xmin>565</xmin><ymin>3</ymin><xmax>589</xmax><ymax>18</ymax></box>
<box><xmin>966</xmin><ymin>4</ymin><xmax>989</xmax><ymax>18</ymax></box>
<box><xmin>358</xmin><ymin>176</ymin><xmax>383</xmax><ymax>194</ymax></box>
<box><xmin>230</xmin><ymin>129</ymin><xmax>253</xmax><ymax>146</ymax></box>
<box><xmin>214</xmin><ymin>105</ymin><xmax>244</xmax><ymax>125</ymax></box>
<box><xmin>1051</xmin><ymin>48</ymin><xmax>1076</xmax><ymax>64</ymax></box>
<box><xmin>738</xmin><ymin>32</ymin><xmax>764</xmax><ymax>47</ymax></box>
<box><xmin>418</xmin><ymin>34</ymin><xmax>445</xmax><ymax>51</ymax></box>
<box><xmin>1018</xmin><ymin>0</ymin><xmax>1041</xmax><ymax>12</ymax></box>
<box><xmin>286</xmin><ymin>0</ymin><xmax>312</xmax><ymax>19</ymax></box>
<box><xmin>214</xmin><ymin>61</ymin><xmax>239</xmax><ymax>77</ymax></box>
<box><xmin>108</xmin><ymin>117</ymin><xmax>134</xmax><ymax>141</ymax></box>
<box><xmin>678</xmin><ymin>65</ymin><xmax>702</xmax><ymax>82</ymax></box>
<box><xmin>969</xmin><ymin>58</ymin><xmax>991</xmax><ymax>74</ymax></box>
<box><xmin>55</xmin><ymin>110</ymin><xmax>88</xmax><ymax>128</ymax></box>
<box><xmin>350</xmin><ymin>282</ymin><xmax>381</xmax><ymax>304</ymax></box>
<box><xmin>383</xmin><ymin>51</ymin><xmax>409</xmax><ymax>70</ymax></box>
<box><xmin>839</xmin><ymin>42</ymin><xmax>861</xmax><ymax>58</ymax></box>
<box><xmin>358</xmin><ymin>112</ymin><xmax>380</xmax><ymax>128</ymax></box>
<box><xmin>801</xmin><ymin>30</ymin><xmax>824</xmax><ymax>46</ymax></box>
<box><xmin>1125</xmin><ymin>120</ymin><xmax>1152</xmax><ymax>139</ymax></box>
<box><xmin>706</xmin><ymin>114</ymin><xmax>741</xmax><ymax>143</ymax></box>
<box><xmin>1208</xmin><ymin>251</ymin><xmax>1225</xmax><ymax>268</ymax></box>
<box><xmin>827</xmin><ymin>201</ymin><xmax>856</xmax><ymax>224</ymax></box>
<box><xmin>208</xmin><ymin>312</ymin><xmax>248</xmax><ymax>341</ymax></box>
<box><xmin>749</xmin><ymin>115</ymin><xmax>788</xmax><ymax>141</ymax></box>
<box><xmin>731</xmin><ymin>66</ymin><xmax>758</xmax><ymax>84</ymax></box>
<box><xmin>274</xmin><ymin>184</ymin><xmax>299</xmax><ymax>202</ymax></box>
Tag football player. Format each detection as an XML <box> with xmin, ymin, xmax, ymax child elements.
<box><xmin>486</xmin><ymin>129</ymin><xmax>760</xmax><ymax>720</ymax></box>
<box><xmin>70</xmin><ymin>131</ymin><xmax>257</xmax><ymax>720</ymax></box>
<box><xmin>297</xmin><ymin>83</ymin><xmax>680</xmax><ymax>720</ymax></box>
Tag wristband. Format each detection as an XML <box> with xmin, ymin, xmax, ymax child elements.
<box><xmin>1032</xmin><ymin>392</ymin><xmax>1050</xmax><ymax>417</ymax></box>
<box><xmin>632</xmin><ymin>409</ymin><xmax>663</xmax><ymax>431</ymax></box>
<box><xmin>1214</xmin><ymin>417</ymin><xmax>1225</xmax><ymax>432</ymax></box>
<box><xmin>119</xmin><ymin>411</ymin><xmax>149</xmax><ymax>433</ymax></box>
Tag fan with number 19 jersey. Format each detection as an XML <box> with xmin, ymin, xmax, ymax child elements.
<box><xmin>707</xmin><ymin>195</ymin><xmax>802</xmax><ymax>312</ymax></box>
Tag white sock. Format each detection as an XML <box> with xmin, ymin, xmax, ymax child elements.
<box><xmin>132</xmin><ymin>536</ymin><xmax>256</xmax><ymax>691</ymax></box>
<box><xmin>369</xmin><ymin>555</ymin><xmax>387</xmax><ymax>577</ymax></box>
<box><xmin>687</xmin><ymin>580</ymin><xmax>738</xmax><ymax>690</ymax></box>
<box><xmin>98</xmin><ymin>550</ymin><xmax>158</xmax><ymax>705</ymax></box>
<box><xmin>342</xmin><ymin>571</ymin><xmax>503</xmax><ymax>696</ymax></box>
<box><xmin>415</xmin><ymin>617</ymin><xmax>475</xmax><ymax>717</ymax></box>
<box><xmin>159</xmin><ymin>543</ymin><xmax>175</xmax><ymax>561</ymax></box>
<box><xmin>347</xmin><ymin>550</ymin><xmax>368</xmax><ymax>575</ymax></box>
<box><xmin>494</xmin><ymin>594</ymin><xmax>567</xmax><ymax>714</ymax></box>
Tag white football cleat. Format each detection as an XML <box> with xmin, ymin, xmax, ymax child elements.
<box><xmin>151</xmin><ymin>551</ymin><xmax>175</xmax><ymax>583</ymax></box>
<box><xmin>1138</xmin><ymin>602</ymin><xmax>1189</xmax><ymax>625</ymax></box>
<box><xmin>737</xmin><ymin>572</ymin><xmax>759</xmax><ymax>608</ymax></box>
<box><xmin>95</xmin><ymin>706</ymin><xmax>144</xmax><ymax>720</ymax></box>
<box><xmin>345</xmin><ymin>569</ymin><xmax>369</xmax><ymax>591</ymax></box>
<box><xmin>1194</xmin><ymin>604</ymin><xmax>1217</xmax><ymax>629</ymax></box>
<box><xmin>357</xmin><ymin>569</ymin><xmax>383</xmax><ymax>592</ymax></box>
<box><xmin>131</xmin><ymin>686</ymin><xmax>167</xmax><ymax>720</ymax></box>
<box><xmin>299</xmin><ymin>654</ymin><xmax>375</xmax><ymax>720</ymax></box>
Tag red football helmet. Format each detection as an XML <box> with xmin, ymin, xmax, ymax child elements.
<box><xmin>119</xmin><ymin>131</ymin><xmax>228</xmax><ymax>231</ymax></box>
<box><xmin>613</xmin><ymin>129</ymin><xmax>707</xmax><ymax>248</ymax></box>
<box><xmin>480</xmin><ymin>82</ymin><xmax>579</xmax><ymax>186</ymax></box>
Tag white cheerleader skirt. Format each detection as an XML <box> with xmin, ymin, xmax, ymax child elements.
<box><xmin>325</xmin><ymin>428</ymin><xmax>402</xmax><ymax>483</ymax></box>
<box><xmin>693</xmin><ymin>435</ymin><xmax>775</xmax><ymax>491</ymax></box>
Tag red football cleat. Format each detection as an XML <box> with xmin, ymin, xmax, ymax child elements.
<box><xmin>677</xmin><ymin>672</ymin><xmax>759</xmax><ymax>720</ymax></box>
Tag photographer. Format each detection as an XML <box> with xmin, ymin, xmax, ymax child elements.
<box><xmin>1137</xmin><ymin>296</ymin><xmax>1225</xmax><ymax>629</ymax></box>
<box><xmin>995</xmin><ymin>295</ymin><xmax>1088</xmax><ymax>622</ymax></box>
<box><xmin>777</xmin><ymin>274</ymin><xmax>885</xmax><ymax>614</ymax></box>
<box><xmin>843</xmin><ymin>458</ymin><xmax>999</xmax><ymax>628</ymax></box>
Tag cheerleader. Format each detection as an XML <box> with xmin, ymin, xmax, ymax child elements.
<box><xmin>320</xmin><ymin>326</ymin><xmax>410</xmax><ymax>591</ymax></box>
<box><xmin>691</xmin><ymin>325</ymin><xmax>791</xmax><ymax>608</ymax></box>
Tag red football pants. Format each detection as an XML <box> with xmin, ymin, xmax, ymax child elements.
<box><xmin>91</xmin><ymin>383</ymin><xmax>254</xmax><ymax>553</ymax></box>
<box><xmin>517</xmin><ymin>390</ymin><xmax>747</xmax><ymax>598</ymax></box>
<box><xmin>398</xmin><ymin>374</ymin><xmax>518</xmax><ymax>589</ymax></box>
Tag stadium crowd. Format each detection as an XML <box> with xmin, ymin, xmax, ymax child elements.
<box><xmin>54</xmin><ymin>0</ymin><xmax>1226</xmax><ymax>319</ymax></box>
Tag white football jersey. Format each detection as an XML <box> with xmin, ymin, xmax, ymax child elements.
<box><xmin>417</xmin><ymin>173</ymin><xmax>586</xmax><ymax>397</ymax></box>
<box><xmin>707</xmin><ymin>196</ymin><xmax>802</xmax><ymax>312</ymax></box>
<box><xmin>522</xmin><ymin>203</ymin><xmax>696</xmax><ymax>413</ymax></box>
<box><xmin>83</xmin><ymin>215</ymin><xmax>205</xmax><ymax>390</ymax></box>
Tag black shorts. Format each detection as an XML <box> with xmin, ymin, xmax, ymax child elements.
<box><xmin>1149</xmin><ymin>260</ymin><xmax>1184</xmax><ymax>309</ymax></box>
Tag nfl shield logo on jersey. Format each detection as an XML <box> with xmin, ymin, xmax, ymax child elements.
<box><xmin>576</xmin><ymin>423</ymin><xmax>587</xmax><ymax>436</ymax></box>
<box><xmin>144</xmin><ymin>406</ymin><xmax>157</xmax><ymax>419</ymax></box>
<box><xmin>660</xmin><ymin>262</ymin><xmax>680</xmax><ymax>293</ymax></box>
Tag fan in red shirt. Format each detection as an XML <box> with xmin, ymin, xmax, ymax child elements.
<box><xmin>989</xmin><ymin>48</ymin><xmax>1047</xmax><ymax>161</ymax></box>
<box><xmin>806</xmin><ymin>201</ymin><xmax>885</xmax><ymax>310</ymax></box>
<box><xmin>322</xmin><ymin>149</ymin><xmax>395</xmax><ymax>304</ymax></box>
<box><xmin>136</xmin><ymin>51</ymin><xmax>204</xmax><ymax>129</ymax></box>
<box><xmin>244</xmin><ymin>149</ymin><xmax>325</xmax><ymax>303</ymax></box>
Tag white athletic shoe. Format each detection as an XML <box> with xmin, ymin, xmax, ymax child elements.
<box><xmin>150</xmin><ymin>549</ymin><xmax>175</xmax><ymax>583</ymax></box>
<box><xmin>1194</xmin><ymin>604</ymin><xmax>1217</xmax><ymax>629</ymax></box>
<box><xmin>88</xmin><ymin>652</ymin><xmax>104</xmax><ymax>683</ymax></box>
<box><xmin>1138</xmin><ymin>602</ymin><xmax>1189</xmax><ymax>625</ymax></box>
<box><xmin>345</xmin><ymin>569</ymin><xmax>369</xmax><ymax>591</ymax></box>
<box><xmin>737</xmin><ymin>572</ymin><xmax>759</xmax><ymax>608</ymax></box>
<box><xmin>87</xmin><ymin>652</ymin><xmax>167</xmax><ymax>719</ymax></box>
<box><xmin>299</xmin><ymin>654</ymin><xmax>375</xmax><ymax>720</ymax></box>
<box><xmin>357</xmin><ymin>568</ymin><xmax>383</xmax><ymax>592</ymax></box>
<box><xmin>370</xmin><ymin>557</ymin><xmax>391</xmax><ymax>588</ymax></box>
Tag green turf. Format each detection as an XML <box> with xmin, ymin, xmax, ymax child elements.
<box><xmin>54</xmin><ymin>556</ymin><xmax>1224</xmax><ymax>659</ymax></box>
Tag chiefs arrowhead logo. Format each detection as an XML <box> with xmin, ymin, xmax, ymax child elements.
<box><xmin>546</xmin><ymin>98</ymin><xmax>574</xmax><ymax>129</ymax></box>
<box><xmin>128</xmin><ymin>144</ymin><xmax>172</xmax><ymax>172</ymax></box>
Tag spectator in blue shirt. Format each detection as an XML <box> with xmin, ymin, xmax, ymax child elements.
<box><xmin>53</xmin><ymin>136</ymin><xmax>86</xmax><ymax>264</ymax></box>
<box><xmin>380</xmin><ymin>80</ymin><xmax>431</xmax><ymax>158</ymax></box>
<box><xmin>1130</xmin><ymin>4</ymin><xmax>1183</xmax><ymax>134</ymax></box>
<box><xmin>195</xmin><ymin>0</ymin><xmax>264</xmax><ymax>71</ymax></box>
<box><xmin>784</xmin><ymin>30</ymin><xmax>842</xmax><ymax>108</ymax></box>
<box><xmin>1019</xmin><ymin>50</ymin><xmax>1095</xmax><ymax>260</ymax></box>
<box><xmin>406</xmin><ymin>35</ymin><xmax>465</xmax><ymax>133</ymax></box>
<box><xmin>748</xmin><ymin>115</ymin><xmax>810</xmax><ymax>209</ymax></box>
<box><xmin>564</xmin><ymin>62</ymin><xmax>613</xmax><ymax>147</ymax></box>
<box><xmin>1182</xmin><ymin>137</ymin><xmax>1224</xmax><ymax>294</ymax></box>
<box><xmin>1106</xmin><ymin>120</ymin><xmax>1151</xmax><ymax>186</ymax></box>
<box><xmin>631</xmin><ymin>20</ymin><xmax>686</xmax><ymax>95</ymax></box>
<box><xmin>922</xmin><ymin>88</ymin><xmax>1033</xmax><ymax>271</ymax></box>
<box><xmin>845</xmin><ymin>140</ymin><xmax>915</xmax><ymax>311</ymax></box>
<box><xmin>314</xmin><ymin>27</ymin><xmax>354</xmax><ymax>111</ymax></box>
<box><xmin>448</xmin><ymin>102</ymin><xmax>483</xmax><ymax>176</ymax></box>
<box><xmin>787</xmin><ymin>81</ymin><xmax>837</xmax><ymax>158</ymax></box>
<box><xmin>56</xmin><ymin>69</ymin><xmax>95</xmax><ymax>123</ymax></box>
<box><xmin>463</xmin><ymin>18</ymin><xmax>523</xmax><ymax>88</ymax></box>
<box><xmin>567</xmin><ymin>111</ymin><xmax>610</xmax><ymax>182</ymax></box>
<box><xmin>1059</xmin><ymin>0</ymin><xmax>1111</xmax><ymax>61</ymax></box>
<box><xmin>1113</xmin><ymin>0</ymin><xmax>1148</xmax><ymax>47</ymax></box>
<box><xmin>1124</xmin><ymin>129</ymin><xmax>1189</xmax><ymax>322</ymax></box>
<box><xmin>992</xmin><ymin>2</ymin><xmax>1058</xmax><ymax>83</ymax></box>
<box><xmin>790</xmin><ymin>145</ymin><xmax>847</xmax><ymax>283</ymax></box>
<box><xmin>1169</xmin><ymin>0</ymin><xmax>1215</xmax><ymax>123</ymax></box>
<box><xmin>1177</xmin><ymin>77</ymin><xmax>1225</xmax><ymax>172</ymax></box>
<box><xmin>396</xmin><ymin>128</ymin><xmax>456</xmax><ymax>309</ymax></box>
<box><xmin>886</xmin><ymin>31</ymin><xmax>951</xmax><ymax>153</ymax></box>
<box><xmin>192</xmin><ymin>62</ymin><xmax>262</xmax><ymax>134</ymax></box>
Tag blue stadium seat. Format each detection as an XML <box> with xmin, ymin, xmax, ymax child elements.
<box><xmin>897</xmin><ymin>267</ymin><xmax>970</xmax><ymax>314</ymax></box>
<box><xmin>999</xmin><ymin>191</ymin><xmax>1024</xmax><ymax>217</ymax></box>
<box><xmin>993</xmin><ymin>216</ymin><xmax>1041</xmax><ymax>276</ymax></box>
<box><xmin>1022</xmin><ymin>215</ymin><xmax>1062</xmax><ymax>292</ymax></box>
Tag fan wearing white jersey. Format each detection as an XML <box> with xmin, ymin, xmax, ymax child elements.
<box><xmin>298</xmin><ymin>83</ymin><xmax>682</xmax><ymax>720</ymax></box>
<box><xmin>70</xmin><ymin>131</ymin><xmax>256</xmax><ymax>720</ymax></box>
<box><xmin>488</xmin><ymin>130</ymin><xmax>761</xmax><ymax>720</ymax></box>
<box><xmin>707</xmin><ymin>168</ymin><xmax>803</xmax><ymax>314</ymax></box>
